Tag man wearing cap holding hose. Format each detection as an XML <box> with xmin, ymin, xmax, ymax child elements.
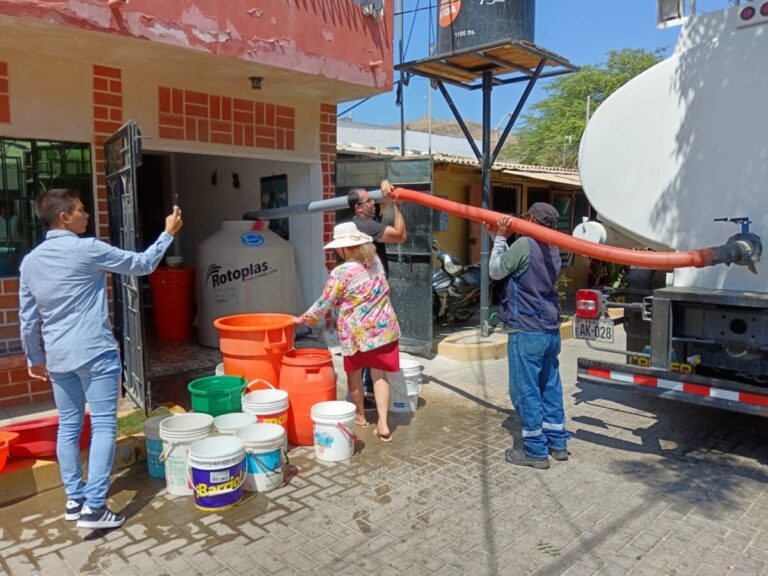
<box><xmin>489</xmin><ymin>202</ymin><xmax>570</xmax><ymax>469</ymax></box>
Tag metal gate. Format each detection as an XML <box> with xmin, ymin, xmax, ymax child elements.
<box><xmin>103</xmin><ymin>121</ymin><xmax>148</xmax><ymax>412</ymax></box>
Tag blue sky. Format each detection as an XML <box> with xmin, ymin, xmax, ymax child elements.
<box><xmin>340</xmin><ymin>0</ymin><xmax>728</xmax><ymax>127</ymax></box>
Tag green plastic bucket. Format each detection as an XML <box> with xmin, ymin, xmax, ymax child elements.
<box><xmin>188</xmin><ymin>376</ymin><xmax>247</xmax><ymax>416</ymax></box>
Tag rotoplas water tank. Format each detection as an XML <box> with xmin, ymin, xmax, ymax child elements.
<box><xmin>196</xmin><ymin>221</ymin><xmax>301</xmax><ymax>348</ymax></box>
<box><xmin>437</xmin><ymin>0</ymin><xmax>535</xmax><ymax>55</ymax></box>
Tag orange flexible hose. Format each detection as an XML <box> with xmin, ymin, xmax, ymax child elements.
<box><xmin>392</xmin><ymin>188</ymin><xmax>714</xmax><ymax>269</ymax></box>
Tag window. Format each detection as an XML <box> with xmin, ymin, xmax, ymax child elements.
<box><xmin>0</xmin><ymin>138</ymin><xmax>93</xmax><ymax>276</ymax></box>
<box><xmin>525</xmin><ymin>186</ymin><xmax>591</xmax><ymax>267</ymax></box>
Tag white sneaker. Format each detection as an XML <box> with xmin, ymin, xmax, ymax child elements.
<box><xmin>76</xmin><ymin>505</ymin><xmax>126</xmax><ymax>529</ymax></box>
<box><xmin>64</xmin><ymin>499</ymin><xmax>84</xmax><ymax>521</ymax></box>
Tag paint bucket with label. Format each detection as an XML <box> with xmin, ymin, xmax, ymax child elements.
<box><xmin>188</xmin><ymin>436</ymin><xmax>246</xmax><ymax>511</ymax></box>
<box><xmin>311</xmin><ymin>401</ymin><xmax>357</xmax><ymax>462</ymax></box>
<box><xmin>144</xmin><ymin>414</ymin><xmax>172</xmax><ymax>479</ymax></box>
<box><xmin>242</xmin><ymin>380</ymin><xmax>289</xmax><ymax>429</ymax></box>
<box><xmin>235</xmin><ymin>423</ymin><xmax>287</xmax><ymax>493</ymax></box>
<box><xmin>213</xmin><ymin>412</ymin><xmax>257</xmax><ymax>436</ymax></box>
<box><xmin>159</xmin><ymin>413</ymin><xmax>214</xmax><ymax>496</ymax></box>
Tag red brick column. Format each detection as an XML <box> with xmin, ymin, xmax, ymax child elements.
<box><xmin>319</xmin><ymin>103</ymin><xmax>337</xmax><ymax>329</ymax></box>
<box><xmin>0</xmin><ymin>61</ymin><xmax>9</xmax><ymax>124</ymax></box>
<box><xmin>320</xmin><ymin>103</ymin><xmax>337</xmax><ymax>271</ymax></box>
<box><xmin>92</xmin><ymin>65</ymin><xmax>124</xmax><ymax>240</ymax></box>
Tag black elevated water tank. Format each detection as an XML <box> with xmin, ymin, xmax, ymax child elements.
<box><xmin>437</xmin><ymin>0</ymin><xmax>535</xmax><ymax>56</ymax></box>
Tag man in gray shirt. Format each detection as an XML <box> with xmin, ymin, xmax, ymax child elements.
<box><xmin>348</xmin><ymin>179</ymin><xmax>406</xmax><ymax>277</ymax></box>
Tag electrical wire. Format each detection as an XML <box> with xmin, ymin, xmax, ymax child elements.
<box><xmin>336</xmin><ymin>97</ymin><xmax>374</xmax><ymax>118</ymax></box>
<box><xmin>404</xmin><ymin>0</ymin><xmax>421</xmax><ymax>57</ymax></box>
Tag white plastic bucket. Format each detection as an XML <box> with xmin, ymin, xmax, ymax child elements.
<box><xmin>311</xmin><ymin>400</ymin><xmax>357</xmax><ymax>462</ymax></box>
<box><xmin>159</xmin><ymin>413</ymin><xmax>214</xmax><ymax>496</ymax></box>
<box><xmin>389</xmin><ymin>369</ymin><xmax>421</xmax><ymax>415</ymax></box>
<box><xmin>144</xmin><ymin>414</ymin><xmax>172</xmax><ymax>479</ymax></box>
<box><xmin>242</xmin><ymin>380</ymin><xmax>289</xmax><ymax>428</ymax></box>
<box><xmin>235</xmin><ymin>423</ymin><xmax>287</xmax><ymax>492</ymax></box>
<box><xmin>188</xmin><ymin>436</ymin><xmax>246</xmax><ymax>511</ymax></box>
<box><xmin>400</xmin><ymin>359</ymin><xmax>423</xmax><ymax>396</ymax></box>
<box><xmin>215</xmin><ymin>362</ymin><xmax>225</xmax><ymax>376</ymax></box>
<box><xmin>213</xmin><ymin>412</ymin><xmax>257</xmax><ymax>436</ymax></box>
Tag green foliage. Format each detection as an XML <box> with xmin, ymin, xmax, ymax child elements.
<box><xmin>116</xmin><ymin>406</ymin><xmax>171</xmax><ymax>437</ymax></box>
<box><xmin>501</xmin><ymin>48</ymin><xmax>664</xmax><ymax>168</ymax></box>
<box><xmin>589</xmin><ymin>259</ymin><xmax>629</xmax><ymax>289</ymax></box>
<box><xmin>556</xmin><ymin>271</ymin><xmax>571</xmax><ymax>301</ymax></box>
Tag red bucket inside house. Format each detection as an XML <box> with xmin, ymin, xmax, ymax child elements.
<box><xmin>149</xmin><ymin>267</ymin><xmax>195</xmax><ymax>340</ymax></box>
<box><xmin>0</xmin><ymin>414</ymin><xmax>91</xmax><ymax>459</ymax></box>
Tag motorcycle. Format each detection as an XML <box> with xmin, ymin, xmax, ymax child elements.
<box><xmin>432</xmin><ymin>240</ymin><xmax>482</xmax><ymax>325</ymax></box>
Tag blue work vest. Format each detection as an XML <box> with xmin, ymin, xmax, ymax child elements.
<box><xmin>499</xmin><ymin>237</ymin><xmax>561</xmax><ymax>332</ymax></box>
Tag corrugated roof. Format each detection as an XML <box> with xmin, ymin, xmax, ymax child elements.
<box><xmin>336</xmin><ymin>144</ymin><xmax>581</xmax><ymax>187</ymax></box>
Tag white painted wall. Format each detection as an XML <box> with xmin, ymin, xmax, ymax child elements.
<box><xmin>0</xmin><ymin>48</ymin><xmax>93</xmax><ymax>143</ymax></box>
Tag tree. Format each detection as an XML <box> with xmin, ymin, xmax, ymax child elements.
<box><xmin>502</xmin><ymin>48</ymin><xmax>664</xmax><ymax>168</ymax></box>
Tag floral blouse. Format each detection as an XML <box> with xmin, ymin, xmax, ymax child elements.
<box><xmin>300</xmin><ymin>256</ymin><xmax>400</xmax><ymax>357</ymax></box>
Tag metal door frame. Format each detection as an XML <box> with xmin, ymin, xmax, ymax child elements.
<box><xmin>104</xmin><ymin>121</ymin><xmax>148</xmax><ymax>412</ymax></box>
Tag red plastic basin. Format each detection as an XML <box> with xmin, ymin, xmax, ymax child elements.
<box><xmin>0</xmin><ymin>414</ymin><xmax>91</xmax><ymax>459</ymax></box>
<box><xmin>0</xmin><ymin>431</ymin><xmax>19</xmax><ymax>472</ymax></box>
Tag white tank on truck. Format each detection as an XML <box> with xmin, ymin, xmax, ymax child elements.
<box><xmin>572</xmin><ymin>3</ymin><xmax>768</xmax><ymax>416</ymax></box>
<box><xmin>577</xmin><ymin>6</ymin><xmax>767</xmax><ymax>291</ymax></box>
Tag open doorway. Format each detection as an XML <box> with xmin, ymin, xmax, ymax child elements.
<box><xmin>124</xmin><ymin>150</ymin><xmax>314</xmax><ymax>403</ymax></box>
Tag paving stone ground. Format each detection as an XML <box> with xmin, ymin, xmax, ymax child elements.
<box><xmin>2</xmin><ymin>329</ymin><xmax>768</xmax><ymax>576</ymax></box>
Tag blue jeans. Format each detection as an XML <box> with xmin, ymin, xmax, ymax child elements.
<box><xmin>48</xmin><ymin>349</ymin><xmax>122</xmax><ymax>509</ymax></box>
<box><xmin>507</xmin><ymin>330</ymin><xmax>569</xmax><ymax>458</ymax></box>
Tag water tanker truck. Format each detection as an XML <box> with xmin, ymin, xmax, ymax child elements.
<box><xmin>572</xmin><ymin>3</ymin><xmax>768</xmax><ymax>415</ymax></box>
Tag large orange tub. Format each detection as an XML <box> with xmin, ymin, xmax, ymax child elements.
<box><xmin>213</xmin><ymin>313</ymin><xmax>295</xmax><ymax>386</ymax></box>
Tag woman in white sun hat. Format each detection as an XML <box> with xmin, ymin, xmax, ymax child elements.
<box><xmin>297</xmin><ymin>221</ymin><xmax>400</xmax><ymax>443</ymax></box>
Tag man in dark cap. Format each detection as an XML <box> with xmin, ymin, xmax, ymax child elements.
<box><xmin>489</xmin><ymin>202</ymin><xmax>570</xmax><ymax>470</ymax></box>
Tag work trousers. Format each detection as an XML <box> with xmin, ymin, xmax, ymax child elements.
<box><xmin>507</xmin><ymin>330</ymin><xmax>569</xmax><ymax>458</ymax></box>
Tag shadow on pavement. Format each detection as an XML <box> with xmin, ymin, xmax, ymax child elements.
<box><xmin>568</xmin><ymin>379</ymin><xmax>768</xmax><ymax>518</ymax></box>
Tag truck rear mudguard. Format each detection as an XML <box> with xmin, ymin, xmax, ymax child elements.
<box><xmin>577</xmin><ymin>358</ymin><xmax>768</xmax><ymax>417</ymax></box>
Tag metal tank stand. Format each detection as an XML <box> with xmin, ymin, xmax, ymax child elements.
<box><xmin>396</xmin><ymin>40</ymin><xmax>577</xmax><ymax>336</ymax></box>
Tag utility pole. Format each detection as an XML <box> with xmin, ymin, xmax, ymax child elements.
<box><xmin>397</xmin><ymin>0</ymin><xmax>405</xmax><ymax>156</ymax></box>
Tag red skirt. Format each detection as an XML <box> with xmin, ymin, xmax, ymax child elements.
<box><xmin>343</xmin><ymin>340</ymin><xmax>400</xmax><ymax>373</ymax></box>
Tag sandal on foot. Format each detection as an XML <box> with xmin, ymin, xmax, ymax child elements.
<box><xmin>373</xmin><ymin>429</ymin><xmax>392</xmax><ymax>443</ymax></box>
<box><xmin>355</xmin><ymin>419</ymin><xmax>369</xmax><ymax>427</ymax></box>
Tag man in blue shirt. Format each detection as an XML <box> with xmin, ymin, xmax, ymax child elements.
<box><xmin>489</xmin><ymin>202</ymin><xmax>570</xmax><ymax>470</ymax></box>
<box><xmin>19</xmin><ymin>188</ymin><xmax>183</xmax><ymax>530</ymax></box>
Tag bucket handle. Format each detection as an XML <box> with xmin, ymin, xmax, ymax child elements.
<box><xmin>243</xmin><ymin>378</ymin><xmax>277</xmax><ymax>396</ymax></box>
<box><xmin>247</xmin><ymin>447</ymin><xmax>290</xmax><ymax>479</ymax></box>
<box><xmin>158</xmin><ymin>439</ymin><xmax>178</xmax><ymax>463</ymax></box>
<box><xmin>338</xmin><ymin>422</ymin><xmax>358</xmax><ymax>443</ymax></box>
<box><xmin>186</xmin><ymin>461</ymin><xmax>246</xmax><ymax>498</ymax></box>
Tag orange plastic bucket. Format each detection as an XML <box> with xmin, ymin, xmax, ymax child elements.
<box><xmin>213</xmin><ymin>314</ymin><xmax>295</xmax><ymax>385</ymax></box>
<box><xmin>278</xmin><ymin>348</ymin><xmax>337</xmax><ymax>446</ymax></box>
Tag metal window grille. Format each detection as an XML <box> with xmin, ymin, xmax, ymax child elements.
<box><xmin>0</xmin><ymin>138</ymin><xmax>93</xmax><ymax>276</ymax></box>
